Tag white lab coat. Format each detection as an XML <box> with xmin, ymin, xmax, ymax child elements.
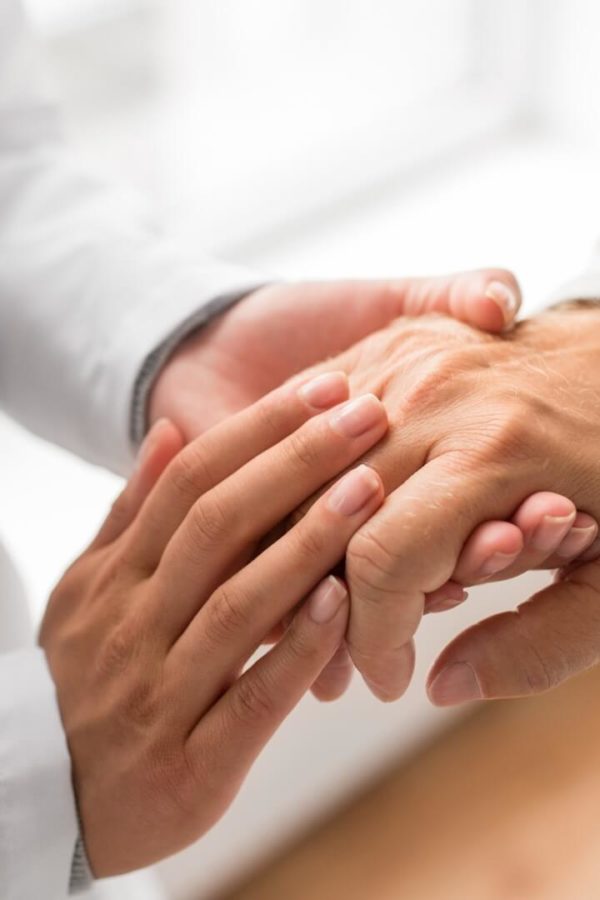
<box><xmin>0</xmin><ymin>2</ymin><xmax>259</xmax><ymax>897</ymax></box>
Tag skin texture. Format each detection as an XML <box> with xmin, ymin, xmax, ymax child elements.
<box><xmin>149</xmin><ymin>272</ymin><xmax>520</xmax><ymax>437</ymax></box>
<box><xmin>298</xmin><ymin>306</ymin><xmax>600</xmax><ymax>704</ymax></box>
<box><xmin>149</xmin><ymin>274</ymin><xmax>596</xmax><ymax>701</ymax></box>
<box><xmin>39</xmin><ymin>376</ymin><xmax>392</xmax><ymax>875</ymax></box>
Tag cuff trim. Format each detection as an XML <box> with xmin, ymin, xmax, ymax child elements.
<box><xmin>130</xmin><ymin>286</ymin><xmax>264</xmax><ymax>447</ymax></box>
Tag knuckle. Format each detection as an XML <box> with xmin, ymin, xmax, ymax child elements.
<box><xmin>187</xmin><ymin>495</ymin><xmax>233</xmax><ymax>550</ymax></box>
<box><xmin>88</xmin><ymin>550</ymin><xmax>129</xmax><ymax>596</ymax></box>
<box><xmin>230</xmin><ymin>673</ymin><xmax>275</xmax><ymax>725</ymax></box>
<box><xmin>519</xmin><ymin>649</ymin><xmax>561</xmax><ymax>694</ymax></box>
<box><xmin>399</xmin><ymin>348</ymin><xmax>476</xmax><ymax>418</ymax></box>
<box><xmin>347</xmin><ymin>528</ymin><xmax>400</xmax><ymax>595</ymax></box>
<box><xmin>97</xmin><ymin>610</ymin><xmax>145</xmax><ymax>678</ymax></box>
<box><xmin>486</xmin><ymin>402</ymin><xmax>534</xmax><ymax>460</ymax></box>
<box><xmin>285</xmin><ymin>620</ymin><xmax>318</xmax><ymax>663</ymax></box>
<box><xmin>512</xmin><ymin>608</ymin><xmax>568</xmax><ymax>694</ymax></box>
<box><xmin>40</xmin><ymin>559</ymin><xmax>91</xmax><ymax>646</ymax></box>
<box><xmin>99</xmin><ymin>622</ymin><xmax>136</xmax><ymax>676</ymax></box>
<box><xmin>121</xmin><ymin>676</ymin><xmax>162</xmax><ymax>730</ymax></box>
<box><xmin>170</xmin><ymin>443</ymin><xmax>215</xmax><ymax>498</ymax></box>
<box><xmin>206</xmin><ymin>583</ymin><xmax>253</xmax><ymax>645</ymax></box>
<box><xmin>284</xmin><ymin>426</ymin><xmax>323</xmax><ymax>472</ymax></box>
<box><xmin>289</xmin><ymin>520</ymin><xmax>327</xmax><ymax>561</ymax></box>
<box><xmin>254</xmin><ymin>391</ymin><xmax>288</xmax><ymax>437</ymax></box>
<box><xmin>144</xmin><ymin>740</ymin><xmax>197</xmax><ymax>815</ymax></box>
<box><xmin>107</xmin><ymin>491</ymin><xmax>130</xmax><ymax>532</ymax></box>
<box><xmin>440</xmin><ymin>399</ymin><xmax>536</xmax><ymax>468</ymax></box>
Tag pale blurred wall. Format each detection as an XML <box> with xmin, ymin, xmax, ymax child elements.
<box><xmin>6</xmin><ymin>2</ymin><xmax>600</xmax><ymax>898</ymax></box>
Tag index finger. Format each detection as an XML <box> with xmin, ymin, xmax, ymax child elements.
<box><xmin>126</xmin><ymin>371</ymin><xmax>349</xmax><ymax>569</ymax></box>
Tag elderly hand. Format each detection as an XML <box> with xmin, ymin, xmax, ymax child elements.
<box><xmin>151</xmin><ymin>271</ymin><xmax>598</xmax><ymax>703</ymax></box>
<box><xmin>302</xmin><ymin>305</ymin><xmax>600</xmax><ymax>703</ymax></box>
<box><xmin>149</xmin><ymin>270</ymin><xmax>520</xmax><ymax>437</ymax></box>
<box><xmin>39</xmin><ymin>373</ymin><xmax>388</xmax><ymax>875</ymax></box>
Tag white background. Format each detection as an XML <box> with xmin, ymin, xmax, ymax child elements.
<box><xmin>5</xmin><ymin>1</ymin><xmax>600</xmax><ymax>897</ymax></box>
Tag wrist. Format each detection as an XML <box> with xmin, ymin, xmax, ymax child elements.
<box><xmin>139</xmin><ymin>285</ymin><xmax>265</xmax><ymax>444</ymax></box>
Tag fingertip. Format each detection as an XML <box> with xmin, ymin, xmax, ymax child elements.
<box><xmin>455</xmin><ymin>269</ymin><xmax>521</xmax><ymax>334</ymax></box>
<box><xmin>555</xmin><ymin>513</ymin><xmax>599</xmax><ymax>560</ymax></box>
<box><xmin>141</xmin><ymin>420</ymin><xmax>185</xmax><ymax>482</ymax></box>
<box><xmin>424</xmin><ymin>581</ymin><xmax>468</xmax><ymax>613</ymax></box>
<box><xmin>307</xmin><ymin>576</ymin><xmax>349</xmax><ymax>626</ymax></box>
<box><xmin>573</xmin><ymin>512</ymin><xmax>598</xmax><ymax>531</ymax></box>
<box><xmin>462</xmin><ymin>294</ymin><xmax>507</xmax><ymax>333</ymax></box>
<box><xmin>359</xmin><ymin>641</ymin><xmax>416</xmax><ymax>703</ymax></box>
<box><xmin>297</xmin><ymin>370</ymin><xmax>349</xmax><ymax>412</ymax></box>
<box><xmin>327</xmin><ymin>464</ymin><xmax>384</xmax><ymax>519</ymax></box>
<box><xmin>573</xmin><ymin>533</ymin><xmax>600</xmax><ymax>562</ymax></box>
<box><xmin>484</xmin><ymin>280</ymin><xmax>521</xmax><ymax>330</ymax></box>
<box><xmin>310</xmin><ymin>644</ymin><xmax>354</xmax><ymax>702</ymax></box>
<box><xmin>513</xmin><ymin>491</ymin><xmax>576</xmax><ymax>534</ymax></box>
<box><xmin>427</xmin><ymin>660</ymin><xmax>484</xmax><ymax>707</ymax></box>
<box><xmin>454</xmin><ymin>521</ymin><xmax>523</xmax><ymax>584</ymax></box>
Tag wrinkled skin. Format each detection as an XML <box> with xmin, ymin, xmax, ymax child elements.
<box><xmin>149</xmin><ymin>273</ymin><xmax>517</xmax><ymax>437</ymax></box>
<box><xmin>150</xmin><ymin>277</ymin><xmax>597</xmax><ymax>702</ymax></box>
<box><xmin>303</xmin><ymin>305</ymin><xmax>600</xmax><ymax>703</ymax></box>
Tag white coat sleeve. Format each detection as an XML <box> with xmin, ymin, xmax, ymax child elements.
<box><xmin>0</xmin><ymin>0</ymin><xmax>263</xmax><ymax>476</ymax></box>
<box><xmin>547</xmin><ymin>240</ymin><xmax>600</xmax><ymax>306</ymax></box>
<box><xmin>0</xmin><ymin>648</ymin><xmax>79</xmax><ymax>899</ymax></box>
<box><xmin>0</xmin><ymin>531</ymin><xmax>83</xmax><ymax>899</ymax></box>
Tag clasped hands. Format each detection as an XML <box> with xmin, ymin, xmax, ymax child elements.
<box><xmin>39</xmin><ymin>269</ymin><xmax>600</xmax><ymax>876</ymax></box>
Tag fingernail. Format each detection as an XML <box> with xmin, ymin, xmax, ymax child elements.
<box><xmin>556</xmin><ymin>523</ymin><xmax>598</xmax><ymax>558</ymax></box>
<box><xmin>363</xmin><ymin>642</ymin><xmax>415</xmax><ymax>702</ymax></box>
<box><xmin>308</xmin><ymin>576</ymin><xmax>347</xmax><ymax>624</ymax></box>
<box><xmin>531</xmin><ymin>512</ymin><xmax>576</xmax><ymax>553</ymax></box>
<box><xmin>135</xmin><ymin>418</ymin><xmax>167</xmax><ymax>471</ymax></box>
<box><xmin>485</xmin><ymin>280</ymin><xmax>519</xmax><ymax>327</ymax></box>
<box><xmin>428</xmin><ymin>662</ymin><xmax>482</xmax><ymax>706</ymax></box>
<box><xmin>327</xmin><ymin>464</ymin><xmax>381</xmax><ymax>517</ymax></box>
<box><xmin>425</xmin><ymin>584</ymin><xmax>468</xmax><ymax>613</ymax></box>
<box><xmin>298</xmin><ymin>371</ymin><xmax>348</xmax><ymax>411</ymax></box>
<box><xmin>329</xmin><ymin>394</ymin><xmax>384</xmax><ymax>438</ymax></box>
<box><xmin>479</xmin><ymin>550</ymin><xmax>520</xmax><ymax>577</ymax></box>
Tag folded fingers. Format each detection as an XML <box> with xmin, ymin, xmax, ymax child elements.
<box><xmin>426</xmin><ymin>494</ymin><xmax>598</xmax><ymax>614</ymax></box>
<box><xmin>165</xmin><ymin>464</ymin><xmax>384</xmax><ymax>718</ymax></box>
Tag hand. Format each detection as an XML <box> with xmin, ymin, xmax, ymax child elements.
<box><xmin>149</xmin><ymin>269</ymin><xmax>521</xmax><ymax>705</ymax></box>
<box><xmin>300</xmin><ymin>306</ymin><xmax>600</xmax><ymax>702</ymax></box>
<box><xmin>282</xmin><ymin>489</ymin><xmax>597</xmax><ymax>702</ymax></box>
<box><xmin>149</xmin><ymin>270</ymin><xmax>521</xmax><ymax>439</ymax></box>
<box><xmin>148</xmin><ymin>270</ymin><xmax>521</xmax><ymax>704</ymax></box>
<box><xmin>39</xmin><ymin>372</ymin><xmax>388</xmax><ymax>875</ymax></box>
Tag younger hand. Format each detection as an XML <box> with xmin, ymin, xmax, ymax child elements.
<box><xmin>40</xmin><ymin>372</ymin><xmax>387</xmax><ymax>875</ymax></box>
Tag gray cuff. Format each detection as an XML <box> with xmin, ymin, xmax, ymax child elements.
<box><xmin>69</xmin><ymin>833</ymin><xmax>93</xmax><ymax>894</ymax></box>
<box><xmin>130</xmin><ymin>286</ymin><xmax>264</xmax><ymax>446</ymax></box>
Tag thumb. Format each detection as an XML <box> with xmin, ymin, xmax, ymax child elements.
<box><xmin>427</xmin><ymin>560</ymin><xmax>600</xmax><ymax>705</ymax></box>
<box><xmin>397</xmin><ymin>268</ymin><xmax>521</xmax><ymax>333</ymax></box>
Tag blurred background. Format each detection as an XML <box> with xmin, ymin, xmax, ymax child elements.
<box><xmin>4</xmin><ymin>0</ymin><xmax>600</xmax><ymax>897</ymax></box>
